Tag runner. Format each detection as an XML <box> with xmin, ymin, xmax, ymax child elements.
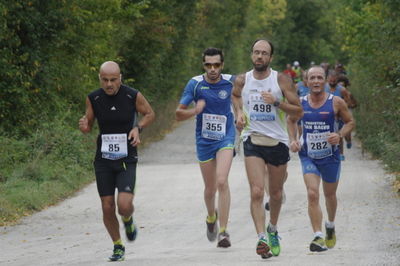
<box><xmin>175</xmin><ymin>47</ymin><xmax>235</xmax><ymax>248</ymax></box>
<box><xmin>78</xmin><ymin>61</ymin><xmax>155</xmax><ymax>261</ymax></box>
<box><xmin>232</xmin><ymin>39</ymin><xmax>303</xmax><ymax>259</ymax></box>
<box><xmin>337</xmin><ymin>74</ymin><xmax>357</xmax><ymax>149</ymax></box>
<box><xmin>324</xmin><ymin>70</ymin><xmax>351</xmax><ymax>160</ymax></box>
<box><xmin>287</xmin><ymin>66</ymin><xmax>354</xmax><ymax>252</ymax></box>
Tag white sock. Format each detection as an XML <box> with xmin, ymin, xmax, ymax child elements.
<box><xmin>258</xmin><ymin>232</ymin><xmax>266</xmax><ymax>239</ymax></box>
<box><xmin>267</xmin><ymin>223</ymin><xmax>277</xmax><ymax>233</ymax></box>
<box><xmin>325</xmin><ymin>221</ymin><xmax>335</xmax><ymax>228</ymax></box>
<box><xmin>314</xmin><ymin>231</ymin><xmax>324</xmax><ymax>238</ymax></box>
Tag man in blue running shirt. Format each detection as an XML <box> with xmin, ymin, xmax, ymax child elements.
<box><xmin>176</xmin><ymin>47</ymin><xmax>235</xmax><ymax>248</ymax></box>
<box><xmin>287</xmin><ymin>66</ymin><xmax>354</xmax><ymax>252</ymax></box>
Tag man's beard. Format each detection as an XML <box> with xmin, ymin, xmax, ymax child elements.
<box><xmin>253</xmin><ymin>62</ymin><xmax>269</xmax><ymax>72</ymax></box>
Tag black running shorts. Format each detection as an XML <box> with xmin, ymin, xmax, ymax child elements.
<box><xmin>94</xmin><ymin>159</ymin><xmax>137</xmax><ymax>197</ymax></box>
<box><xmin>243</xmin><ymin>137</ymin><xmax>290</xmax><ymax>166</ymax></box>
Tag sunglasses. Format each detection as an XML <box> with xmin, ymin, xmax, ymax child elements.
<box><xmin>203</xmin><ymin>62</ymin><xmax>222</xmax><ymax>69</ymax></box>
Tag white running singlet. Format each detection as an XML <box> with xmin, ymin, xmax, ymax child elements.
<box><xmin>241</xmin><ymin>69</ymin><xmax>289</xmax><ymax>146</ymax></box>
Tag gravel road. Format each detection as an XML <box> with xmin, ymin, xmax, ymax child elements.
<box><xmin>1</xmin><ymin>119</ymin><xmax>399</xmax><ymax>265</ymax></box>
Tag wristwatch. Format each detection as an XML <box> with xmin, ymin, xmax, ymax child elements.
<box><xmin>273</xmin><ymin>99</ymin><xmax>281</xmax><ymax>107</ymax></box>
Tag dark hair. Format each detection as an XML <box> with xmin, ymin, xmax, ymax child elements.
<box><xmin>337</xmin><ymin>74</ymin><xmax>350</xmax><ymax>87</ymax></box>
<box><xmin>251</xmin><ymin>38</ymin><xmax>274</xmax><ymax>56</ymax></box>
<box><xmin>202</xmin><ymin>47</ymin><xmax>224</xmax><ymax>62</ymax></box>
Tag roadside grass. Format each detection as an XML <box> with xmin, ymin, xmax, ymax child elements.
<box><xmin>0</xmin><ymin>118</ymin><xmax>96</xmax><ymax>226</ymax></box>
<box><xmin>0</xmin><ymin>100</ymin><xmax>179</xmax><ymax>226</ymax></box>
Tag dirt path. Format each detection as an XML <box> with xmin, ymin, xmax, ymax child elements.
<box><xmin>1</xmin><ymin>119</ymin><xmax>399</xmax><ymax>265</ymax></box>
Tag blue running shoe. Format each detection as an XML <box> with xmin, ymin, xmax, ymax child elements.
<box><xmin>124</xmin><ymin>217</ymin><xmax>138</xmax><ymax>241</ymax></box>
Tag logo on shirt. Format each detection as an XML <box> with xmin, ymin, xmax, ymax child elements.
<box><xmin>218</xmin><ymin>90</ymin><xmax>228</xmax><ymax>99</ymax></box>
<box><xmin>111</xmin><ymin>106</ymin><xmax>116</xmax><ymax>111</ymax></box>
<box><xmin>200</xmin><ymin>86</ymin><xmax>210</xmax><ymax>90</ymax></box>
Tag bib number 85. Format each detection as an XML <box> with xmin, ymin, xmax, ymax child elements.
<box><xmin>108</xmin><ymin>144</ymin><xmax>120</xmax><ymax>152</ymax></box>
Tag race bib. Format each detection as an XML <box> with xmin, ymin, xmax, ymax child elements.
<box><xmin>101</xmin><ymin>133</ymin><xmax>128</xmax><ymax>160</ymax></box>
<box><xmin>306</xmin><ymin>131</ymin><xmax>332</xmax><ymax>159</ymax></box>
<box><xmin>249</xmin><ymin>93</ymin><xmax>276</xmax><ymax>121</ymax></box>
<box><xmin>201</xmin><ymin>113</ymin><xmax>227</xmax><ymax>140</ymax></box>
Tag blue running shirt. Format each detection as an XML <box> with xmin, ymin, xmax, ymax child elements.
<box><xmin>299</xmin><ymin>94</ymin><xmax>339</xmax><ymax>163</ymax></box>
<box><xmin>179</xmin><ymin>74</ymin><xmax>235</xmax><ymax>145</ymax></box>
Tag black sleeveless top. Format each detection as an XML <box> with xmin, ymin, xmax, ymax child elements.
<box><xmin>88</xmin><ymin>85</ymin><xmax>138</xmax><ymax>162</ymax></box>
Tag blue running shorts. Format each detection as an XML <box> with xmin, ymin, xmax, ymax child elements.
<box><xmin>196</xmin><ymin>139</ymin><xmax>235</xmax><ymax>162</ymax></box>
<box><xmin>299</xmin><ymin>155</ymin><xmax>341</xmax><ymax>183</ymax></box>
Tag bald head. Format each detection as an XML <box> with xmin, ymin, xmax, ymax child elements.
<box><xmin>99</xmin><ymin>61</ymin><xmax>122</xmax><ymax>96</ymax></box>
<box><xmin>100</xmin><ymin>61</ymin><xmax>120</xmax><ymax>76</ymax></box>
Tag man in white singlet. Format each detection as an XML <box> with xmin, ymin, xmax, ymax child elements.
<box><xmin>232</xmin><ymin>39</ymin><xmax>303</xmax><ymax>259</ymax></box>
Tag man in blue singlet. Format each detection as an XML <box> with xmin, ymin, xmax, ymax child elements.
<box><xmin>324</xmin><ymin>70</ymin><xmax>351</xmax><ymax>160</ymax></box>
<box><xmin>176</xmin><ymin>47</ymin><xmax>235</xmax><ymax>248</ymax></box>
<box><xmin>287</xmin><ymin>66</ymin><xmax>354</xmax><ymax>252</ymax></box>
<box><xmin>232</xmin><ymin>39</ymin><xmax>303</xmax><ymax>259</ymax></box>
<box><xmin>296</xmin><ymin>71</ymin><xmax>309</xmax><ymax>97</ymax></box>
<box><xmin>79</xmin><ymin>61</ymin><xmax>155</xmax><ymax>261</ymax></box>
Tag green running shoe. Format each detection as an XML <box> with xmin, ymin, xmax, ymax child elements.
<box><xmin>309</xmin><ymin>236</ymin><xmax>328</xmax><ymax>252</ymax></box>
<box><xmin>109</xmin><ymin>244</ymin><xmax>125</xmax><ymax>262</ymax></box>
<box><xmin>124</xmin><ymin>217</ymin><xmax>138</xmax><ymax>241</ymax></box>
<box><xmin>256</xmin><ymin>238</ymin><xmax>270</xmax><ymax>257</ymax></box>
<box><xmin>267</xmin><ymin>229</ymin><xmax>281</xmax><ymax>256</ymax></box>
<box><xmin>326</xmin><ymin>226</ymin><xmax>336</xmax><ymax>248</ymax></box>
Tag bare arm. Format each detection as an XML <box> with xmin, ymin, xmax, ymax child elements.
<box><xmin>277</xmin><ymin>72</ymin><xmax>304</xmax><ymax>120</ymax></box>
<box><xmin>327</xmin><ymin>96</ymin><xmax>355</xmax><ymax>145</ymax></box>
<box><xmin>231</xmin><ymin>73</ymin><xmax>246</xmax><ymax>131</ymax></box>
<box><xmin>175</xmin><ymin>100</ymin><xmax>205</xmax><ymax>121</ymax></box>
<box><xmin>286</xmin><ymin>115</ymin><xmax>301</xmax><ymax>152</ymax></box>
<box><xmin>128</xmin><ymin>92</ymin><xmax>156</xmax><ymax>146</ymax></box>
<box><xmin>78</xmin><ymin>97</ymin><xmax>95</xmax><ymax>133</ymax></box>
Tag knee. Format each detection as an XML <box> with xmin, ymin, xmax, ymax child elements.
<box><xmin>216</xmin><ymin>177</ymin><xmax>228</xmax><ymax>192</ymax></box>
<box><xmin>324</xmin><ymin>191</ymin><xmax>336</xmax><ymax>201</ymax></box>
<box><xmin>118</xmin><ymin>202</ymin><xmax>133</xmax><ymax>217</ymax></box>
<box><xmin>204</xmin><ymin>185</ymin><xmax>217</xmax><ymax>198</ymax></box>
<box><xmin>269</xmin><ymin>188</ymin><xmax>282</xmax><ymax>202</ymax></box>
<box><xmin>102</xmin><ymin>201</ymin><xmax>116</xmax><ymax>215</ymax></box>
<box><xmin>250</xmin><ymin>186</ymin><xmax>264</xmax><ymax>202</ymax></box>
<box><xmin>307</xmin><ymin>189</ymin><xmax>319</xmax><ymax>204</ymax></box>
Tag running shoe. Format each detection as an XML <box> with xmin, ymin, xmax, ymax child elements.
<box><xmin>256</xmin><ymin>237</ymin><xmax>270</xmax><ymax>257</ymax></box>
<box><xmin>340</xmin><ymin>154</ymin><xmax>345</xmax><ymax>161</ymax></box>
<box><xmin>346</xmin><ymin>142</ymin><xmax>352</xmax><ymax>149</ymax></box>
<box><xmin>309</xmin><ymin>236</ymin><xmax>328</xmax><ymax>252</ymax></box>
<box><xmin>123</xmin><ymin>217</ymin><xmax>138</xmax><ymax>241</ymax></box>
<box><xmin>109</xmin><ymin>244</ymin><xmax>125</xmax><ymax>262</ymax></box>
<box><xmin>206</xmin><ymin>212</ymin><xmax>218</xmax><ymax>242</ymax></box>
<box><xmin>264</xmin><ymin>201</ymin><xmax>270</xmax><ymax>211</ymax></box>
<box><xmin>217</xmin><ymin>231</ymin><xmax>231</xmax><ymax>248</ymax></box>
<box><xmin>267</xmin><ymin>227</ymin><xmax>281</xmax><ymax>256</ymax></box>
<box><xmin>325</xmin><ymin>226</ymin><xmax>336</xmax><ymax>248</ymax></box>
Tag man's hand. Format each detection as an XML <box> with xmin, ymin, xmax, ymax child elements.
<box><xmin>289</xmin><ymin>140</ymin><xmax>301</xmax><ymax>152</ymax></box>
<box><xmin>79</xmin><ymin>115</ymin><xmax>90</xmax><ymax>133</ymax></box>
<box><xmin>327</xmin><ymin>132</ymin><xmax>341</xmax><ymax>145</ymax></box>
<box><xmin>128</xmin><ymin>127</ymin><xmax>141</xmax><ymax>147</ymax></box>
<box><xmin>195</xmin><ymin>99</ymin><xmax>206</xmax><ymax>115</ymax></box>
<box><xmin>235</xmin><ymin>111</ymin><xmax>246</xmax><ymax>132</ymax></box>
